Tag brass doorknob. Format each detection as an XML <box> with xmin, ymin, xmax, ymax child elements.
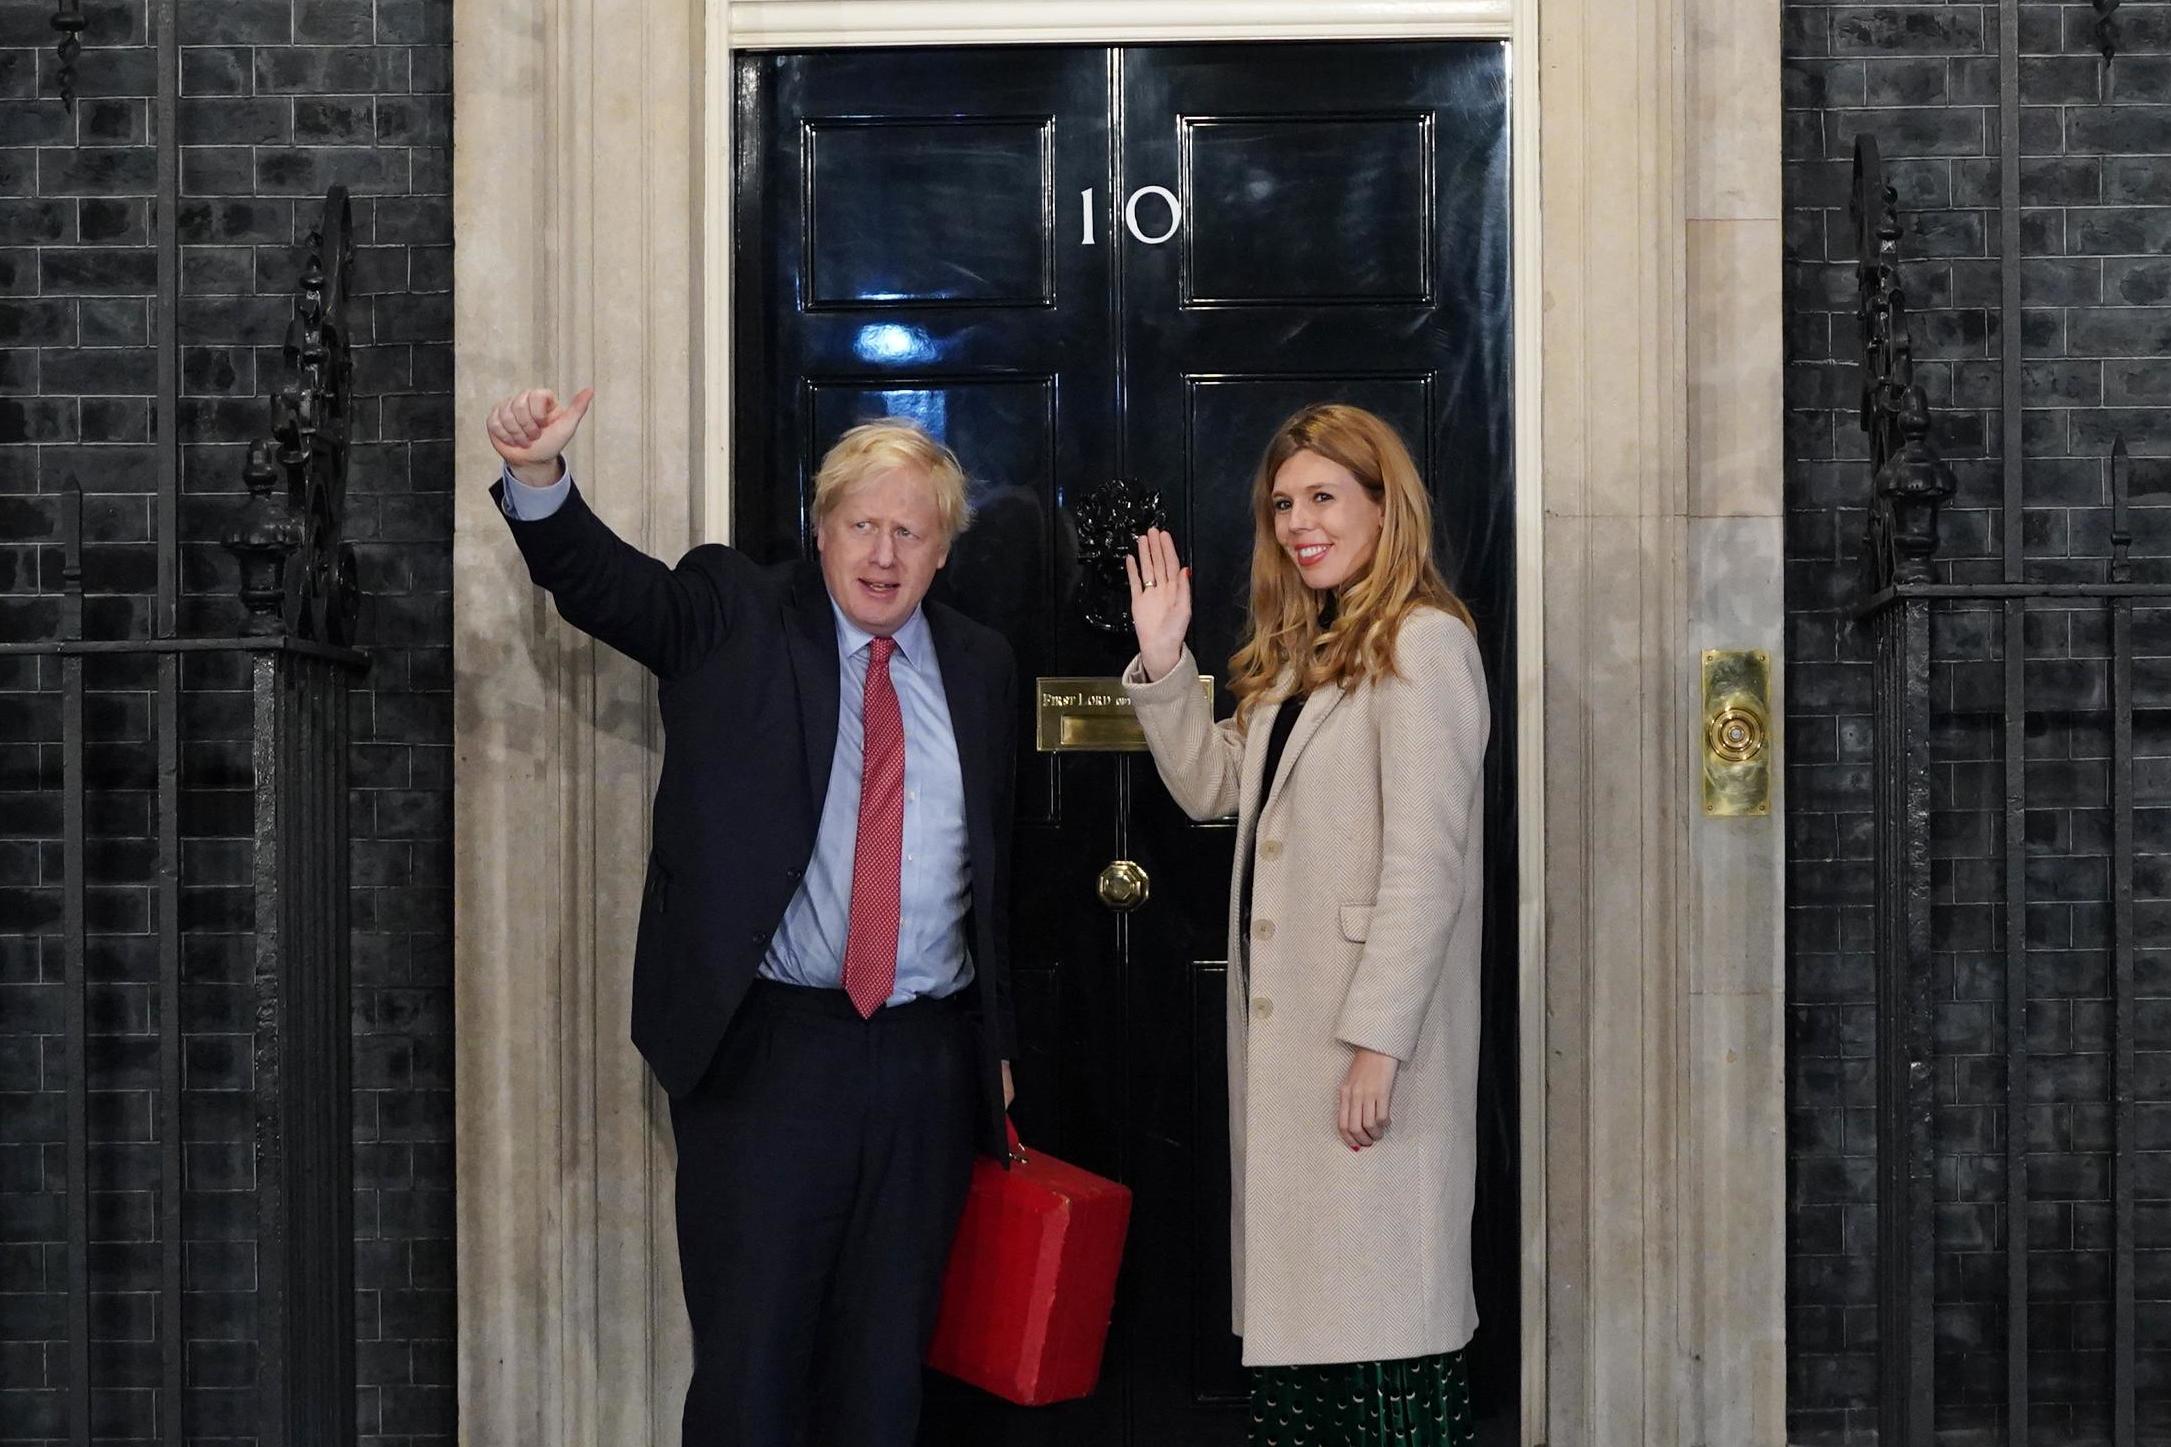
<box><xmin>1097</xmin><ymin>859</ymin><xmax>1150</xmax><ymax>912</ymax></box>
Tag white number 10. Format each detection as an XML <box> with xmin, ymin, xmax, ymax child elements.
<box><xmin>1081</xmin><ymin>186</ymin><xmax>1183</xmax><ymax>246</ymax></box>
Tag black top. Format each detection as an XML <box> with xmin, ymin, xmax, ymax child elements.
<box><xmin>1238</xmin><ymin>693</ymin><xmax>1307</xmax><ymax>984</ymax></box>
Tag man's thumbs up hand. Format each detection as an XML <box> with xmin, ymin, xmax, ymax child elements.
<box><xmin>487</xmin><ymin>386</ymin><xmax>595</xmax><ymax>487</ymax></box>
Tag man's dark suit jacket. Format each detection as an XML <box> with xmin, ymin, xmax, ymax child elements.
<box><xmin>494</xmin><ymin>480</ymin><xmax>1019</xmax><ymax>1159</ymax></box>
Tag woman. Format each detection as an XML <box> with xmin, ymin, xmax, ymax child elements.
<box><xmin>1122</xmin><ymin>404</ymin><xmax>1490</xmax><ymax>1447</ymax></box>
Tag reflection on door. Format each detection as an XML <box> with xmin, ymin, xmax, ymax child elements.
<box><xmin>735</xmin><ymin>41</ymin><xmax>1517</xmax><ymax>1447</ymax></box>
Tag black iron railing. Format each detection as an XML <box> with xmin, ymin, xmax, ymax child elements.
<box><xmin>0</xmin><ymin>186</ymin><xmax>364</xmax><ymax>1447</ymax></box>
<box><xmin>1855</xmin><ymin>124</ymin><xmax>2149</xmax><ymax>1447</ymax></box>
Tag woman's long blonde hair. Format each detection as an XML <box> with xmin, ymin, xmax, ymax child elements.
<box><xmin>1227</xmin><ymin>404</ymin><xmax>1473</xmax><ymax>721</ymax></box>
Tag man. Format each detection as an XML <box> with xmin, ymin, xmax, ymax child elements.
<box><xmin>485</xmin><ymin>386</ymin><xmax>1018</xmax><ymax>1447</ymax></box>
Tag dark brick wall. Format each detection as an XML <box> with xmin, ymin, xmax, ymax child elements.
<box><xmin>0</xmin><ymin>2</ymin><xmax>452</xmax><ymax>1443</ymax></box>
<box><xmin>1787</xmin><ymin>3</ymin><xmax>2171</xmax><ymax>1442</ymax></box>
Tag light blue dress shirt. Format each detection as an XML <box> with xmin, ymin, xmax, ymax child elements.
<box><xmin>500</xmin><ymin>463</ymin><xmax>975</xmax><ymax>1005</ymax></box>
<box><xmin>496</xmin><ymin>460</ymin><xmax>574</xmax><ymax>519</ymax></box>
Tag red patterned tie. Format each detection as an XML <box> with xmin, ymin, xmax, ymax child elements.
<box><xmin>842</xmin><ymin>635</ymin><xmax>905</xmax><ymax>1017</ymax></box>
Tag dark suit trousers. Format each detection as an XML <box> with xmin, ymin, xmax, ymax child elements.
<box><xmin>671</xmin><ymin>979</ymin><xmax>979</xmax><ymax>1447</ymax></box>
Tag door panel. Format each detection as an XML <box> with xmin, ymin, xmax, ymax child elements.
<box><xmin>736</xmin><ymin>40</ymin><xmax>1516</xmax><ymax>1447</ymax></box>
<box><xmin>733</xmin><ymin>45</ymin><xmax>1114</xmax><ymax>582</ymax></box>
<box><xmin>739</xmin><ymin>48</ymin><xmax>1132</xmax><ymax>1446</ymax></box>
<box><xmin>804</xmin><ymin>119</ymin><xmax>1055</xmax><ymax>308</ymax></box>
<box><xmin>1182</xmin><ymin>116</ymin><xmax>1434</xmax><ymax>305</ymax></box>
<box><xmin>1120</xmin><ymin>45</ymin><xmax>1517</xmax><ymax>1439</ymax></box>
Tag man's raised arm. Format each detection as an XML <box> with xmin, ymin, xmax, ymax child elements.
<box><xmin>486</xmin><ymin>386</ymin><xmax>731</xmax><ymax>678</ymax></box>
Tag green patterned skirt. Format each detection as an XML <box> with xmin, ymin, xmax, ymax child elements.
<box><xmin>1248</xmin><ymin>1348</ymin><xmax>1475</xmax><ymax>1447</ymax></box>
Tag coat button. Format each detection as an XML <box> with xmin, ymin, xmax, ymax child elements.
<box><xmin>1253</xmin><ymin>997</ymin><xmax>1273</xmax><ymax>1021</ymax></box>
<box><xmin>1258</xmin><ymin>839</ymin><xmax>1282</xmax><ymax>861</ymax></box>
<box><xmin>749</xmin><ymin>929</ymin><xmax>768</xmax><ymax>945</ymax></box>
<box><xmin>1254</xmin><ymin>919</ymin><xmax>1275</xmax><ymax>942</ymax></box>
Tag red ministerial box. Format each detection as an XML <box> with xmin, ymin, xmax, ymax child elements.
<box><xmin>927</xmin><ymin>1124</ymin><xmax>1133</xmax><ymax>1407</ymax></box>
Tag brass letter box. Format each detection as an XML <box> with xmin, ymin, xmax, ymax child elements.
<box><xmin>1035</xmin><ymin>675</ymin><xmax>1214</xmax><ymax>752</ymax></box>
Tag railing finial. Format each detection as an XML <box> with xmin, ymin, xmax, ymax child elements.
<box><xmin>1854</xmin><ymin>134</ymin><xmax>1956</xmax><ymax>598</ymax></box>
<box><xmin>223</xmin><ymin>186</ymin><xmax>358</xmax><ymax>645</ymax></box>
<box><xmin>60</xmin><ymin>477</ymin><xmax>83</xmax><ymax>643</ymax></box>
<box><xmin>2110</xmin><ymin>437</ymin><xmax>2132</xmax><ymax>585</ymax></box>
<box><xmin>2095</xmin><ymin>0</ymin><xmax>2123</xmax><ymax>63</ymax></box>
<box><xmin>49</xmin><ymin>1</ymin><xmax>85</xmax><ymax>112</ymax></box>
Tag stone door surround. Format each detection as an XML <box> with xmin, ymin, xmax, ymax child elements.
<box><xmin>451</xmin><ymin>2</ymin><xmax>1785</xmax><ymax>1441</ymax></box>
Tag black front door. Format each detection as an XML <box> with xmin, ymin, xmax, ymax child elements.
<box><xmin>734</xmin><ymin>41</ymin><xmax>1516</xmax><ymax>1447</ymax></box>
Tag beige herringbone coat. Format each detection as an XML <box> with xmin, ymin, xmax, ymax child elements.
<box><xmin>1123</xmin><ymin>607</ymin><xmax>1489</xmax><ymax>1368</ymax></box>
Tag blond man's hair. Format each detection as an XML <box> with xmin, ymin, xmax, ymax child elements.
<box><xmin>811</xmin><ymin>419</ymin><xmax>972</xmax><ymax>542</ymax></box>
